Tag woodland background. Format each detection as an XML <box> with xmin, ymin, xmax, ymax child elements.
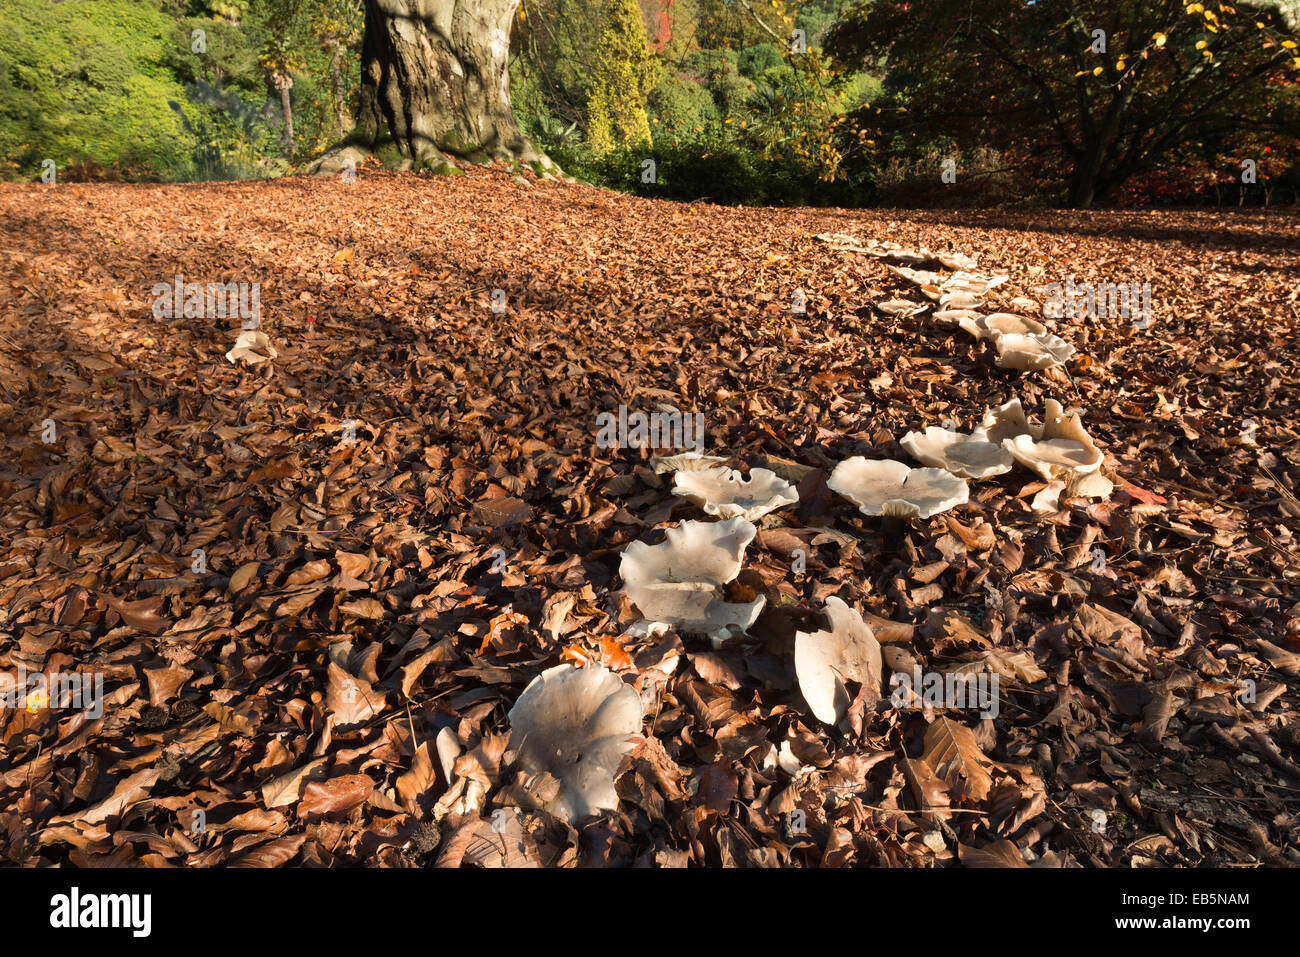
<box><xmin>1</xmin><ymin>0</ymin><xmax>1298</xmax><ymax>207</ymax></box>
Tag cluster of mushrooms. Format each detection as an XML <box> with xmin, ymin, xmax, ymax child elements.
<box><xmin>505</xmin><ymin>238</ymin><xmax>1111</xmax><ymax>824</ymax></box>
<box><xmin>831</xmin><ymin>235</ymin><xmax>1079</xmax><ymax>373</ymax></box>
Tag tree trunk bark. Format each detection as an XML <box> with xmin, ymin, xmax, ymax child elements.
<box><xmin>331</xmin><ymin>43</ymin><xmax>351</xmax><ymax>138</ymax></box>
<box><xmin>275</xmin><ymin>72</ymin><xmax>295</xmax><ymax>152</ymax></box>
<box><xmin>311</xmin><ymin>0</ymin><xmax>552</xmax><ymax>175</ymax></box>
<box><xmin>1066</xmin><ymin>167</ymin><xmax>1095</xmax><ymax>208</ymax></box>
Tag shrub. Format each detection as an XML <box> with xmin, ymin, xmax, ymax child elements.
<box><xmin>0</xmin><ymin>0</ymin><xmax>196</xmax><ymax>180</ymax></box>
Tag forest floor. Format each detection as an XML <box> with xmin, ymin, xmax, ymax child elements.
<box><xmin>1</xmin><ymin>168</ymin><xmax>1298</xmax><ymax>867</ymax></box>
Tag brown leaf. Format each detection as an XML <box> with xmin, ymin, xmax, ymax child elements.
<box><xmin>261</xmin><ymin>758</ymin><xmax>329</xmax><ymax>809</ymax></box>
<box><xmin>298</xmin><ymin>773</ymin><xmax>375</xmax><ymax>819</ymax></box>
<box><xmin>922</xmin><ymin>717</ymin><xmax>993</xmax><ymax>802</ymax></box>
<box><xmin>326</xmin><ymin>660</ymin><xmax>384</xmax><ymax>727</ymax></box>
<box><xmin>48</xmin><ymin>767</ymin><xmax>160</xmax><ymax>825</ymax></box>
<box><xmin>958</xmin><ymin>839</ymin><xmax>1029</xmax><ymax>867</ymax></box>
<box><xmin>472</xmin><ymin>496</ymin><xmax>531</xmax><ymax>528</ymax></box>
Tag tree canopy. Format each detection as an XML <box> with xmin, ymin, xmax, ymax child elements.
<box><xmin>827</xmin><ymin>0</ymin><xmax>1300</xmax><ymax>205</ymax></box>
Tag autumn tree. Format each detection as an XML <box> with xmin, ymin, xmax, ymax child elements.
<box><xmin>828</xmin><ymin>0</ymin><xmax>1300</xmax><ymax>206</ymax></box>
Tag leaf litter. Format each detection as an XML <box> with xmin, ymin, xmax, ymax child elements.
<box><xmin>0</xmin><ymin>170</ymin><xmax>1298</xmax><ymax>867</ymax></box>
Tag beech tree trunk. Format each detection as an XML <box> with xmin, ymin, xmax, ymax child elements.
<box><xmin>311</xmin><ymin>0</ymin><xmax>552</xmax><ymax>175</ymax></box>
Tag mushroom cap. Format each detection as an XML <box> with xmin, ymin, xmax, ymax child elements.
<box><xmin>900</xmin><ymin>426</ymin><xmax>1014</xmax><ymax>479</ymax></box>
<box><xmin>1004</xmin><ymin>436</ymin><xmax>1102</xmax><ymax>479</ymax></box>
<box><xmin>619</xmin><ymin>518</ymin><xmax>766</xmax><ymax>642</ymax></box>
<box><xmin>948</xmin><ymin>270</ymin><xmax>1007</xmax><ymax>290</ymax></box>
<box><xmin>994</xmin><ymin>332</ymin><xmax>1075</xmax><ymax>370</ymax></box>
<box><xmin>939</xmin><ymin>290</ymin><xmax>984</xmax><ymax>310</ymax></box>
<box><xmin>622</xmin><ymin>582</ymin><xmax>766</xmax><ymax>643</ymax></box>
<box><xmin>508</xmin><ymin>664</ymin><xmax>644</xmax><ymax>822</ymax></box>
<box><xmin>795</xmin><ymin>596</ymin><xmax>884</xmax><ymax>724</ymax></box>
<box><xmin>225</xmin><ymin>329</ymin><xmax>277</xmax><ymax>365</ymax></box>
<box><xmin>876</xmin><ymin>298</ymin><xmax>928</xmax><ymax>317</ymax></box>
<box><xmin>933</xmin><ymin>308</ymin><xmax>984</xmax><ymax>330</ymax></box>
<box><xmin>866</xmin><ymin>241</ymin><xmax>930</xmax><ymax>265</ymax></box>
<box><xmin>620</xmin><ymin>516</ymin><xmax>756</xmax><ymax>588</ymax></box>
<box><xmin>981</xmin><ymin>313</ymin><xmax>1047</xmax><ymax>338</ymax></box>
<box><xmin>651</xmin><ymin>452</ymin><xmax>729</xmax><ymax>474</ymax></box>
<box><xmin>978</xmin><ymin>398</ymin><xmax>1033</xmax><ymax>444</ymax></box>
<box><xmin>813</xmin><ymin>232</ymin><xmax>863</xmax><ymax>249</ymax></box>
<box><xmin>888</xmin><ymin>265</ymin><xmax>945</xmax><ymax>288</ymax></box>
<box><xmin>828</xmin><ymin>458</ymin><xmax>969</xmax><ymax>520</ymax></box>
<box><xmin>985</xmin><ymin>398</ymin><xmax>1104</xmax><ymax>479</ymax></box>
<box><xmin>672</xmin><ymin>466</ymin><xmax>799</xmax><ymax>521</ymax></box>
<box><xmin>937</xmin><ymin>251</ymin><xmax>979</xmax><ymax>270</ymax></box>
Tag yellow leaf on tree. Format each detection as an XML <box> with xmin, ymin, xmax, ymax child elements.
<box><xmin>1154</xmin><ymin>32</ymin><xmax>1168</xmax><ymax>46</ymax></box>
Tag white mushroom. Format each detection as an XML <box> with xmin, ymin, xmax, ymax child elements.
<box><xmin>983</xmin><ymin>313</ymin><xmax>1047</xmax><ymax>338</ymax></box>
<box><xmin>876</xmin><ymin>298</ymin><xmax>929</xmax><ymax>317</ymax></box>
<box><xmin>795</xmin><ymin>596</ymin><xmax>883</xmax><ymax>724</ymax></box>
<box><xmin>225</xmin><ymin>329</ymin><xmax>277</xmax><ymax>365</ymax></box>
<box><xmin>933</xmin><ymin>308</ymin><xmax>984</xmax><ymax>330</ymax></box>
<box><xmin>651</xmin><ymin>451</ymin><xmax>729</xmax><ymax>474</ymax></box>
<box><xmin>980</xmin><ymin>398</ymin><xmax>1104</xmax><ymax>480</ymax></box>
<box><xmin>828</xmin><ymin>458</ymin><xmax>969</xmax><ymax>520</ymax></box>
<box><xmin>865</xmin><ymin>241</ymin><xmax>931</xmax><ymax>265</ymax></box>
<box><xmin>900</xmin><ymin>427</ymin><xmax>1014</xmax><ymax>480</ymax></box>
<box><xmin>939</xmin><ymin>290</ymin><xmax>984</xmax><ymax>310</ymax></box>
<box><xmin>953</xmin><ymin>312</ymin><xmax>1048</xmax><ymax>342</ymax></box>
<box><xmin>937</xmin><ymin>251</ymin><xmax>980</xmax><ymax>270</ymax></box>
<box><xmin>994</xmin><ymin>332</ymin><xmax>1075</xmax><ymax>371</ymax></box>
<box><xmin>1030</xmin><ymin>480</ymin><xmax>1067</xmax><ymax>513</ymax></box>
<box><xmin>977</xmin><ymin>398</ymin><xmax>1033</xmax><ymax>444</ymax></box>
<box><xmin>813</xmin><ymin>232</ymin><xmax>864</xmax><ymax>250</ymax></box>
<box><xmin>1004</xmin><ymin>433</ymin><xmax>1102</xmax><ymax>480</ymax></box>
<box><xmin>672</xmin><ymin>466</ymin><xmax>798</xmax><ymax>521</ymax></box>
<box><xmin>888</xmin><ymin>265</ymin><xmax>944</xmax><ymax>287</ymax></box>
<box><xmin>508</xmin><ymin>664</ymin><xmax>643</xmax><ymax>822</ymax></box>
<box><xmin>947</xmin><ymin>271</ymin><xmax>1008</xmax><ymax>293</ymax></box>
<box><xmin>619</xmin><ymin>517</ymin><xmax>765</xmax><ymax>645</ymax></box>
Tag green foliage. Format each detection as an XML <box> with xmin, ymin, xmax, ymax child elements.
<box><xmin>738</xmin><ymin>43</ymin><xmax>788</xmax><ymax>80</ymax></box>
<box><xmin>587</xmin><ymin>0</ymin><xmax>656</xmax><ymax>153</ymax></box>
<box><xmin>1</xmin><ymin>0</ymin><xmax>882</xmax><ymax>201</ymax></box>
<box><xmin>684</xmin><ymin>49</ymin><xmax>755</xmax><ymax>117</ymax></box>
<box><xmin>523</xmin><ymin>0</ymin><xmax>881</xmax><ymax>204</ymax></box>
<box><xmin>0</xmin><ymin>0</ymin><xmax>195</xmax><ymax>179</ymax></box>
<box><xmin>0</xmin><ymin>0</ymin><xmax>363</xmax><ymax>181</ymax></box>
<box><xmin>648</xmin><ymin>75</ymin><xmax>720</xmax><ymax>137</ymax></box>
